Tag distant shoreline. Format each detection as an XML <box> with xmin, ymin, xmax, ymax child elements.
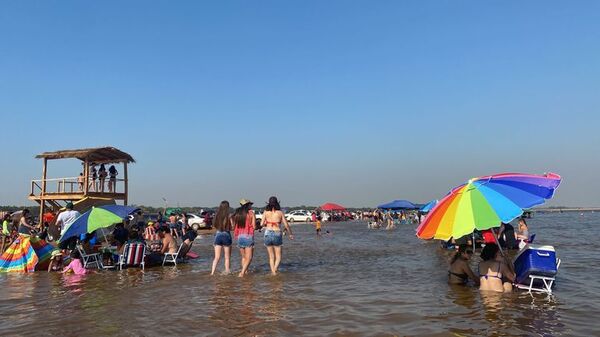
<box><xmin>1</xmin><ymin>205</ymin><xmax>598</xmax><ymax>213</ymax></box>
<box><xmin>535</xmin><ymin>207</ymin><xmax>599</xmax><ymax>213</ymax></box>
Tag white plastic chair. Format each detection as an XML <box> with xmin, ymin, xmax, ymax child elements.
<box><xmin>162</xmin><ymin>242</ymin><xmax>184</xmax><ymax>266</ymax></box>
<box><xmin>77</xmin><ymin>245</ymin><xmax>102</xmax><ymax>269</ymax></box>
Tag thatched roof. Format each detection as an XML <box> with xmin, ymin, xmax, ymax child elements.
<box><xmin>36</xmin><ymin>147</ymin><xmax>135</xmax><ymax>164</ymax></box>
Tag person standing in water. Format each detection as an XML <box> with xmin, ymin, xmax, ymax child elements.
<box><xmin>478</xmin><ymin>243</ymin><xmax>515</xmax><ymax>293</ymax></box>
<box><xmin>211</xmin><ymin>201</ymin><xmax>232</xmax><ymax>275</ymax></box>
<box><xmin>448</xmin><ymin>244</ymin><xmax>479</xmax><ymax>285</ymax></box>
<box><xmin>233</xmin><ymin>199</ymin><xmax>255</xmax><ymax>277</ymax></box>
<box><xmin>315</xmin><ymin>216</ymin><xmax>322</xmax><ymax>237</ymax></box>
<box><xmin>261</xmin><ymin>196</ymin><xmax>293</xmax><ymax>275</ymax></box>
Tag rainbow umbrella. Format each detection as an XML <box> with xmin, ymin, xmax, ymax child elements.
<box><xmin>416</xmin><ymin>173</ymin><xmax>561</xmax><ymax>240</ymax></box>
<box><xmin>0</xmin><ymin>235</ymin><xmax>53</xmax><ymax>272</ymax></box>
<box><xmin>59</xmin><ymin>205</ymin><xmax>139</xmax><ymax>242</ymax></box>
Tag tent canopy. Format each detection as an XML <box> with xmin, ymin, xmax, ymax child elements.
<box><xmin>377</xmin><ymin>199</ymin><xmax>417</xmax><ymax>210</ymax></box>
<box><xmin>320</xmin><ymin>202</ymin><xmax>346</xmax><ymax>211</ymax></box>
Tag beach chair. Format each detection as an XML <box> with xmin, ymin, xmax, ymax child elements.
<box><xmin>162</xmin><ymin>242</ymin><xmax>184</xmax><ymax>266</ymax></box>
<box><xmin>77</xmin><ymin>245</ymin><xmax>102</xmax><ymax>269</ymax></box>
<box><xmin>514</xmin><ymin>244</ymin><xmax>560</xmax><ymax>294</ymax></box>
<box><xmin>144</xmin><ymin>226</ymin><xmax>159</xmax><ymax>241</ymax></box>
<box><xmin>516</xmin><ymin>258</ymin><xmax>561</xmax><ymax>294</ymax></box>
<box><xmin>118</xmin><ymin>243</ymin><xmax>146</xmax><ymax>270</ymax></box>
<box><xmin>518</xmin><ymin>233</ymin><xmax>536</xmax><ymax>250</ymax></box>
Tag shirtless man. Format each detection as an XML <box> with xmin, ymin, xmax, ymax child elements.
<box><xmin>159</xmin><ymin>227</ymin><xmax>178</xmax><ymax>254</ymax></box>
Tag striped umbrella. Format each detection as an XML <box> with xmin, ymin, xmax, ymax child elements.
<box><xmin>416</xmin><ymin>173</ymin><xmax>561</xmax><ymax>240</ymax></box>
<box><xmin>0</xmin><ymin>235</ymin><xmax>53</xmax><ymax>272</ymax></box>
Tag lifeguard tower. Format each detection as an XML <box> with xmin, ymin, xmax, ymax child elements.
<box><xmin>28</xmin><ymin>147</ymin><xmax>135</xmax><ymax>225</ymax></box>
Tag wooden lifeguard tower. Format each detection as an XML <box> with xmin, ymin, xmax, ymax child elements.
<box><xmin>28</xmin><ymin>147</ymin><xmax>135</xmax><ymax>225</ymax></box>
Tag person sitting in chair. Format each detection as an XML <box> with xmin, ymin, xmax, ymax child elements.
<box><xmin>159</xmin><ymin>226</ymin><xmax>178</xmax><ymax>255</ymax></box>
<box><xmin>516</xmin><ymin>218</ymin><xmax>530</xmax><ymax>241</ymax></box>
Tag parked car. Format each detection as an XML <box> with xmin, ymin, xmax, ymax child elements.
<box><xmin>186</xmin><ymin>213</ymin><xmax>205</xmax><ymax>229</ymax></box>
<box><xmin>286</xmin><ymin>210</ymin><xmax>312</xmax><ymax>223</ymax></box>
<box><xmin>188</xmin><ymin>212</ymin><xmax>213</xmax><ymax>230</ymax></box>
<box><xmin>254</xmin><ymin>209</ymin><xmax>263</xmax><ymax>226</ymax></box>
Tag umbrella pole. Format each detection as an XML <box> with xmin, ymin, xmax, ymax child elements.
<box><xmin>492</xmin><ymin>229</ymin><xmax>515</xmax><ymax>275</ymax></box>
<box><xmin>100</xmin><ymin>228</ymin><xmax>110</xmax><ymax>245</ymax></box>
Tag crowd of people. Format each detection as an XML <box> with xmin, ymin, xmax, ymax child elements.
<box><xmin>364</xmin><ymin>209</ymin><xmax>422</xmax><ymax>229</ymax></box>
<box><xmin>445</xmin><ymin>218</ymin><xmax>532</xmax><ymax>293</ymax></box>
<box><xmin>1</xmin><ymin>195</ymin><xmax>300</xmax><ymax>277</ymax></box>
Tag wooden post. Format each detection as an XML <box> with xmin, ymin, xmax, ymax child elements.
<box><xmin>38</xmin><ymin>158</ymin><xmax>48</xmax><ymax>226</ymax></box>
<box><xmin>123</xmin><ymin>162</ymin><xmax>128</xmax><ymax>205</ymax></box>
<box><xmin>84</xmin><ymin>159</ymin><xmax>89</xmax><ymax>195</ymax></box>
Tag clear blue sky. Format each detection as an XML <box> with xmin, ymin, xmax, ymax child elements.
<box><xmin>1</xmin><ymin>1</ymin><xmax>599</xmax><ymax>208</ymax></box>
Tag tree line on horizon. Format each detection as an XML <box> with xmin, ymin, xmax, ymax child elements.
<box><xmin>0</xmin><ymin>204</ymin><xmax>378</xmax><ymax>215</ymax></box>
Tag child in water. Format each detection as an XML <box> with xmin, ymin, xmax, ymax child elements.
<box><xmin>62</xmin><ymin>250</ymin><xmax>87</xmax><ymax>275</ymax></box>
<box><xmin>315</xmin><ymin>216</ymin><xmax>322</xmax><ymax>236</ymax></box>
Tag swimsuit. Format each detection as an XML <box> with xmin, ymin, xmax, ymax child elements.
<box><xmin>480</xmin><ymin>261</ymin><xmax>503</xmax><ymax>280</ymax></box>
<box><xmin>263</xmin><ymin>214</ymin><xmax>284</xmax><ymax>246</ymax></box>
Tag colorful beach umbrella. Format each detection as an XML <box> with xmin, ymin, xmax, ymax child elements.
<box><xmin>416</xmin><ymin>172</ymin><xmax>561</xmax><ymax>240</ymax></box>
<box><xmin>59</xmin><ymin>205</ymin><xmax>139</xmax><ymax>242</ymax></box>
<box><xmin>0</xmin><ymin>235</ymin><xmax>54</xmax><ymax>272</ymax></box>
<box><xmin>377</xmin><ymin>199</ymin><xmax>417</xmax><ymax>210</ymax></box>
<box><xmin>320</xmin><ymin>203</ymin><xmax>346</xmax><ymax>211</ymax></box>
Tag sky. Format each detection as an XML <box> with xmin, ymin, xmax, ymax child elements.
<box><xmin>1</xmin><ymin>1</ymin><xmax>599</xmax><ymax>208</ymax></box>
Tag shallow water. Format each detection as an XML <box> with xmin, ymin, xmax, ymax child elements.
<box><xmin>0</xmin><ymin>212</ymin><xmax>599</xmax><ymax>336</ymax></box>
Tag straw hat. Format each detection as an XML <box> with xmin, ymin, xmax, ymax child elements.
<box><xmin>239</xmin><ymin>199</ymin><xmax>253</xmax><ymax>206</ymax></box>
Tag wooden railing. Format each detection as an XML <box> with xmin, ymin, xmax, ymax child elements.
<box><xmin>30</xmin><ymin>177</ymin><xmax>127</xmax><ymax>195</ymax></box>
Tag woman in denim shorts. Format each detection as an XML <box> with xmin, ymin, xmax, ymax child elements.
<box><xmin>211</xmin><ymin>201</ymin><xmax>232</xmax><ymax>275</ymax></box>
<box><xmin>261</xmin><ymin>196</ymin><xmax>294</xmax><ymax>275</ymax></box>
<box><xmin>233</xmin><ymin>199</ymin><xmax>256</xmax><ymax>277</ymax></box>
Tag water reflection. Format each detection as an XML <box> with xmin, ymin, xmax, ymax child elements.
<box><xmin>259</xmin><ymin>276</ymin><xmax>285</xmax><ymax>322</ymax></box>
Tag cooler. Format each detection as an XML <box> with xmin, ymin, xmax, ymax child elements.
<box><xmin>513</xmin><ymin>244</ymin><xmax>557</xmax><ymax>285</ymax></box>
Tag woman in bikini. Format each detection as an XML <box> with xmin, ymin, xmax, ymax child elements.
<box><xmin>261</xmin><ymin>196</ymin><xmax>293</xmax><ymax>275</ymax></box>
<box><xmin>448</xmin><ymin>244</ymin><xmax>479</xmax><ymax>285</ymax></box>
<box><xmin>233</xmin><ymin>199</ymin><xmax>256</xmax><ymax>277</ymax></box>
<box><xmin>478</xmin><ymin>243</ymin><xmax>515</xmax><ymax>292</ymax></box>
